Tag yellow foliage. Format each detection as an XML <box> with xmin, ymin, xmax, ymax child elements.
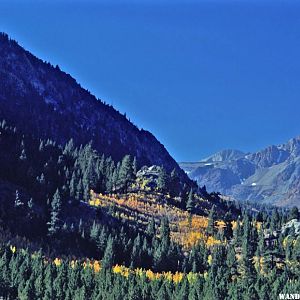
<box><xmin>276</xmin><ymin>262</ymin><xmax>284</xmax><ymax>269</ymax></box>
<box><xmin>186</xmin><ymin>232</ymin><xmax>203</xmax><ymax>248</ymax></box>
<box><xmin>236</xmin><ymin>254</ymin><xmax>242</xmax><ymax>261</ymax></box>
<box><xmin>207</xmin><ymin>254</ymin><xmax>212</xmax><ymax>265</ymax></box>
<box><xmin>123</xmin><ymin>268</ymin><xmax>130</xmax><ymax>278</ymax></box>
<box><xmin>90</xmin><ymin>191</ymin><xmax>227</xmax><ymax>251</ymax></box>
<box><xmin>173</xmin><ymin>271</ymin><xmax>184</xmax><ymax>283</ymax></box>
<box><xmin>53</xmin><ymin>258</ymin><xmax>62</xmax><ymax>267</ymax></box>
<box><xmin>163</xmin><ymin>271</ymin><xmax>173</xmax><ymax>282</ymax></box>
<box><xmin>93</xmin><ymin>260</ymin><xmax>101</xmax><ymax>273</ymax></box>
<box><xmin>187</xmin><ymin>272</ymin><xmax>198</xmax><ymax>283</ymax></box>
<box><xmin>216</xmin><ymin>220</ymin><xmax>226</xmax><ymax>229</ymax></box>
<box><xmin>83</xmin><ymin>260</ymin><xmax>89</xmax><ymax>269</ymax></box>
<box><xmin>256</xmin><ymin>222</ymin><xmax>262</xmax><ymax>231</ymax></box>
<box><xmin>135</xmin><ymin>268</ymin><xmax>144</xmax><ymax>277</ymax></box>
<box><xmin>112</xmin><ymin>264</ymin><xmax>130</xmax><ymax>277</ymax></box>
<box><xmin>231</xmin><ymin>221</ymin><xmax>237</xmax><ymax>230</ymax></box>
<box><xmin>145</xmin><ymin>269</ymin><xmax>155</xmax><ymax>280</ymax></box>
<box><xmin>112</xmin><ymin>264</ymin><xmax>122</xmax><ymax>274</ymax></box>
<box><xmin>70</xmin><ymin>260</ymin><xmax>77</xmax><ymax>269</ymax></box>
<box><xmin>206</xmin><ymin>236</ymin><xmax>221</xmax><ymax>247</ymax></box>
<box><xmin>6</xmin><ymin>242</ymin><xmax>206</xmax><ymax>286</ymax></box>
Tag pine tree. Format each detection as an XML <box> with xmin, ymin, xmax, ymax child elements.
<box><xmin>240</xmin><ymin>214</ymin><xmax>256</xmax><ymax>280</ymax></box>
<box><xmin>48</xmin><ymin>189</ymin><xmax>62</xmax><ymax>236</ymax></box>
<box><xmin>133</xmin><ymin>157</ymin><xmax>138</xmax><ymax>175</ymax></box>
<box><xmin>76</xmin><ymin>179</ymin><xmax>84</xmax><ymax>202</ymax></box>
<box><xmin>37</xmin><ymin>173</ymin><xmax>46</xmax><ymax>185</ymax></box>
<box><xmin>34</xmin><ymin>272</ymin><xmax>44</xmax><ymax>299</ymax></box>
<box><xmin>27</xmin><ymin>198</ymin><xmax>34</xmax><ymax>210</ymax></box>
<box><xmin>186</xmin><ymin>189</ymin><xmax>195</xmax><ymax>213</ymax></box>
<box><xmin>82</xmin><ymin>170</ymin><xmax>91</xmax><ymax>202</ymax></box>
<box><xmin>169</xmin><ymin>169</ymin><xmax>180</xmax><ymax>197</ymax></box>
<box><xmin>85</xmin><ymin>157</ymin><xmax>98</xmax><ymax>190</ymax></box>
<box><xmin>157</xmin><ymin>168</ymin><xmax>168</xmax><ymax>193</ymax></box>
<box><xmin>146</xmin><ymin>217</ymin><xmax>156</xmax><ymax>237</ymax></box>
<box><xmin>69</xmin><ymin>171</ymin><xmax>77</xmax><ymax>199</ymax></box>
<box><xmin>130</xmin><ymin>234</ymin><xmax>142</xmax><ymax>268</ymax></box>
<box><xmin>18</xmin><ymin>275</ymin><xmax>35</xmax><ymax>300</ymax></box>
<box><xmin>90</xmin><ymin>221</ymin><xmax>100</xmax><ymax>243</ymax></box>
<box><xmin>207</xmin><ymin>205</ymin><xmax>216</xmax><ymax>236</ymax></box>
<box><xmin>14</xmin><ymin>190</ymin><xmax>23</xmax><ymax>207</ymax></box>
<box><xmin>63</xmin><ymin>138</ymin><xmax>75</xmax><ymax>156</ymax></box>
<box><xmin>289</xmin><ymin>206</ymin><xmax>299</xmax><ymax>221</ymax></box>
<box><xmin>102</xmin><ymin>236</ymin><xmax>114</xmax><ymax>270</ymax></box>
<box><xmin>270</xmin><ymin>208</ymin><xmax>280</xmax><ymax>231</ymax></box>
<box><xmin>43</xmin><ymin>264</ymin><xmax>54</xmax><ymax>300</ymax></box>
<box><xmin>19</xmin><ymin>140</ymin><xmax>27</xmax><ymax>161</ymax></box>
<box><xmin>118</xmin><ymin>155</ymin><xmax>134</xmax><ymax>192</ymax></box>
<box><xmin>153</xmin><ymin>217</ymin><xmax>171</xmax><ymax>271</ymax></box>
<box><xmin>160</xmin><ymin>217</ymin><xmax>171</xmax><ymax>249</ymax></box>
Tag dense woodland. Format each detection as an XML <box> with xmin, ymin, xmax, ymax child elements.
<box><xmin>0</xmin><ymin>119</ymin><xmax>300</xmax><ymax>299</ymax></box>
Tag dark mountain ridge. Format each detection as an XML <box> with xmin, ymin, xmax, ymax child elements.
<box><xmin>0</xmin><ymin>32</ymin><xmax>188</xmax><ymax>182</ymax></box>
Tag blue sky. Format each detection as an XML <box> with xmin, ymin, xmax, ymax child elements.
<box><xmin>1</xmin><ymin>0</ymin><xmax>300</xmax><ymax>161</ymax></box>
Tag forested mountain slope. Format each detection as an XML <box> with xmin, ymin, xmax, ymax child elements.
<box><xmin>0</xmin><ymin>32</ymin><xmax>300</xmax><ymax>299</ymax></box>
<box><xmin>0</xmin><ymin>32</ymin><xmax>187</xmax><ymax>181</ymax></box>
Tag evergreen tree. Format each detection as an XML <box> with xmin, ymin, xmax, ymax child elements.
<box><xmin>157</xmin><ymin>168</ymin><xmax>168</xmax><ymax>193</ymax></box>
<box><xmin>289</xmin><ymin>206</ymin><xmax>299</xmax><ymax>220</ymax></box>
<box><xmin>48</xmin><ymin>189</ymin><xmax>62</xmax><ymax>236</ymax></box>
<box><xmin>76</xmin><ymin>179</ymin><xmax>84</xmax><ymax>202</ymax></box>
<box><xmin>146</xmin><ymin>217</ymin><xmax>156</xmax><ymax>237</ymax></box>
<box><xmin>186</xmin><ymin>189</ymin><xmax>195</xmax><ymax>213</ymax></box>
<box><xmin>118</xmin><ymin>155</ymin><xmax>134</xmax><ymax>192</ymax></box>
<box><xmin>63</xmin><ymin>138</ymin><xmax>75</xmax><ymax>156</ymax></box>
<box><xmin>14</xmin><ymin>190</ymin><xmax>23</xmax><ymax>207</ymax></box>
<box><xmin>226</xmin><ymin>244</ymin><xmax>237</xmax><ymax>278</ymax></box>
<box><xmin>19</xmin><ymin>140</ymin><xmax>27</xmax><ymax>161</ymax></box>
<box><xmin>270</xmin><ymin>208</ymin><xmax>280</xmax><ymax>231</ymax></box>
<box><xmin>133</xmin><ymin>157</ymin><xmax>138</xmax><ymax>175</ymax></box>
<box><xmin>90</xmin><ymin>221</ymin><xmax>100</xmax><ymax>243</ymax></box>
<box><xmin>207</xmin><ymin>205</ymin><xmax>216</xmax><ymax>236</ymax></box>
<box><xmin>154</xmin><ymin>217</ymin><xmax>171</xmax><ymax>271</ymax></box>
<box><xmin>69</xmin><ymin>171</ymin><xmax>77</xmax><ymax>199</ymax></box>
<box><xmin>102</xmin><ymin>236</ymin><xmax>114</xmax><ymax>270</ymax></box>
<box><xmin>169</xmin><ymin>169</ymin><xmax>180</xmax><ymax>197</ymax></box>
<box><xmin>130</xmin><ymin>234</ymin><xmax>142</xmax><ymax>268</ymax></box>
<box><xmin>240</xmin><ymin>214</ymin><xmax>256</xmax><ymax>280</ymax></box>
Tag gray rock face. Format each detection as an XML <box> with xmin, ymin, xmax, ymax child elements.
<box><xmin>179</xmin><ymin>138</ymin><xmax>300</xmax><ymax>207</ymax></box>
<box><xmin>281</xmin><ymin>219</ymin><xmax>300</xmax><ymax>235</ymax></box>
<box><xmin>201</xmin><ymin>149</ymin><xmax>246</xmax><ymax>163</ymax></box>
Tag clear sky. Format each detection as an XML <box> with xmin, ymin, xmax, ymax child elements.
<box><xmin>1</xmin><ymin>0</ymin><xmax>300</xmax><ymax>161</ymax></box>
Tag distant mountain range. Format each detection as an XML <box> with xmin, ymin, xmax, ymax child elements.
<box><xmin>0</xmin><ymin>33</ymin><xmax>188</xmax><ymax>182</ymax></box>
<box><xmin>180</xmin><ymin>137</ymin><xmax>300</xmax><ymax>207</ymax></box>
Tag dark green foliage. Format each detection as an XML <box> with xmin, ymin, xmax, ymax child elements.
<box><xmin>186</xmin><ymin>189</ymin><xmax>195</xmax><ymax>213</ymax></box>
<box><xmin>117</xmin><ymin>155</ymin><xmax>134</xmax><ymax>193</ymax></box>
<box><xmin>207</xmin><ymin>205</ymin><xmax>217</xmax><ymax>236</ymax></box>
<box><xmin>0</xmin><ymin>118</ymin><xmax>299</xmax><ymax>299</ymax></box>
<box><xmin>169</xmin><ymin>169</ymin><xmax>180</xmax><ymax>197</ymax></box>
<box><xmin>289</xmin><ymin>206</ymin><xmax>299</xmax><ymax>221</ymax></box>
<box><xmin>102</xmin><ymin>236</ymin><xmax>114</xmax><ymax>270</ymax></box>
<box><xmin>48</xmin><ymin>189</ymin><xmax>62</xmax><ymax>236</ymax></box>
<box><xmin>157</xmin><ymin>168</ymin><xmax>168</xmax><ymax>193</ymax></box>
